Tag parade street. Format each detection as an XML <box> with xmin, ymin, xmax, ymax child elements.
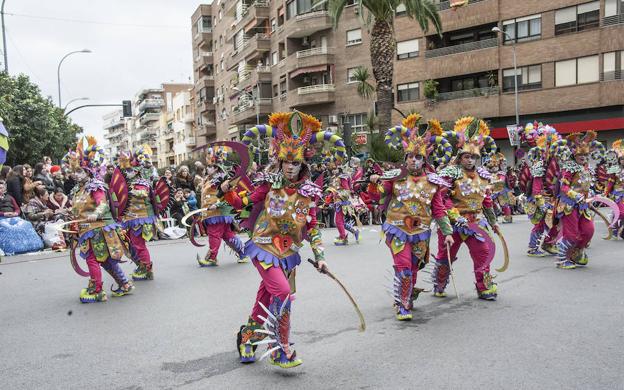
<box><xmin>1</xmin><ymin>216</ymin><xmax>623</xmax><ymax>390</ymax></box>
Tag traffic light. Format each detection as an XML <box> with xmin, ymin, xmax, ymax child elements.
<box><xmin>122</xmin><ymin>100</ymin><xmax>132</xmax><ymax>117</ymax></box>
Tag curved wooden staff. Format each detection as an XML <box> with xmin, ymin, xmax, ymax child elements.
<box><xmin>55</xmin><ymin>219</ymin><xmax>88</xmax><ymax>234</ymax></box>
<box><xmin>308</xmin><ymin>258</ymin><xmax>366</xmax><ymax>332</ymax></box>
<box><xmin>590</xmin><ymin>206</ymin><xmax>613</xmax><ymax>240</ymax></box>
<box><xmin>446</xmin><ymin>243</ymin><xmax>460</xmax><ymax>301</ymax></box>
<box><xmin>493</xmin><ymin>227</ymin><xmax>510</xmax><ymax>273</ymax></box>
<box><xmin>181</xmin><ymin>208</ymin><xmax>208</xmax><ymax>228</ymax></box>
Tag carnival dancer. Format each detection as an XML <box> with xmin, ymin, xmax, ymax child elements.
<box><xmin>432</xmin><ymin>117</ymin><xmax>501</xmax><ymax>300</ymax></box>
<box><xmin>375</xmin><ymin>115</ymin><xmax>454</xmax><ymax>320</ymax></box>
<box><xmin>358</xmin><ymin>158</ymin><xmax>384</xmax><ymax>224</ymax></box>
<box><xmin>223</xmin><ymin>111</ymin><xmax>345</xmax><ymax>368</ymax></box>
<box><xmin>604</xmin><ymin>139</ymin><xmax>624</xmax><ymax>239</ymax></box>
<box><xmin>328</xmin><ymin>157</ymin><xmax>360</xmax><ymax>245</ymax></box>
<box><xmin>553</xmin><ymin>132</ymin><xmax>604</xmax><ymax>269</ymax></box>
<box><xmin>66</xmin><ymin>137</ymin><xmax>133</xmax><ymax>303</ymax></box>
<box><xmin>485</xmin><ymin>153</ymin><xmax>515</xmax><ymax>224</ymax></box>
<box><xmin>193</xmin><ymin>147</ymin><xmax>248</xmax><ymax>266</ymax></box>
<box><xmin>520</xmin><ymin>124</ymin><xmax>561</xmax><ymax>257</ymax></box>
<box><xmin>112</xmin><ymin>146</ymin><xmax>160</xmax><ymax>281</ymax></box>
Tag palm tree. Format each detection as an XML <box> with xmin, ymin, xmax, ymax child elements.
<box><xmin>352</xmin><ymin>66</ymin><xmax>375</xmax><ymax>100</ymax></box>
<box><xmin>322</xmin><ymin>0</ymin><xmax>442</xmax><ymax>132</ymax></box>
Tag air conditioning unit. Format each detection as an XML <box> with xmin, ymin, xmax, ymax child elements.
<box><xmin>302</xmin><ymin>36</ymin><xmax>310</xmax><ymax>46</ymax></box>
<box><xmin>328</xmin><ymin>115</ymin><xmax>339</xmax><ymax>125</ymax></box>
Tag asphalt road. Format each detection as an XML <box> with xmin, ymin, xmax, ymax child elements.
<box><xmin>1</xmin><ymin>216</ymin><xmax>623</xmax><ymax>389</ymax></box>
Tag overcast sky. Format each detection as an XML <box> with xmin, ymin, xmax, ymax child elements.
<box><xmin>4</xmin><ymin>0</ymin><xmax>210</xmax><ymax>145</ymax></box>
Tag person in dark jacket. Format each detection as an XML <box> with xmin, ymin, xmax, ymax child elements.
<box><xmin>0</xmin><ymin>180</ymin><xmax>20</xmax><ymax>218</ymax></box>
<box><xmin>33</xmin><ymin>163</ymin><xmax>55</xmax><ymax>193</ymax></box>
<box><xmin>174</xmin><ymin>165</ymin><xmax>195</xmax><ymax>192</ymax></box>
<box><xmin>6</xmin><ymin>165</ymin><xmax>26</xmax><ymax>206</ymax></box>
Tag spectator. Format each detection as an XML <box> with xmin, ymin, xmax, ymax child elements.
<box><xmin>175</xmin><ymin>165</ymin><xmax>195</xmax><ymax>192</ymax></box>
<box><xmin>47</xmin><ymin>187</ymin><xmax>71</xmax><ymax>218</ymax></box>
<box><xmin>169</xmin><ymin>188</ymin><xmax>189</xmax><ymax>226</ymax></box>
<box><xmin>24</xmin><ymin>185</ymin><xmax>66</xmax><ymax>250</ymax></box>
<box><xmin>23</xmin><ymin>164</ymin><xmax>42</xmax><ymax>203</ymax></box>
<box><xmin>0</xmin><ymin>165</ymin><xmax>10</xmax><ymax>181</ymax></box>
<box><xmin>0</xmin><ymin>180</ymin><xmax>20</xmax><ymax>218</ymax></box>
<box><xmin>163</xmin><ymin>169</ymin><xmax>174</xmax><ymax>187</ymax></box>
<box><xmin>50</xmin><ymin>165</ymin><xmax>65</xmax><ymax>190</ymax></box>
<box><xmin>33</xmin><ymin>163</ymin><xmax>55</xmax><ymax>193</ymax></box>
<box><xmin>104</xmin><ymin>164</ymin><xmax>115</xmax><ymax>185</ymax></box>
<box><xmin>64</xmin><ymin>169</ymin><xmax>77</xmax><ymax>196</ymax></box>
<box><xmin>6</xmin><ymin>165</ymin><xmax>27</xmax><ymax>205</ymax></box>
<box><xmin>0</xmin><ymin>179</ymin><xmax>44</xmax><ymax>255</ymax></box>
<box><xmin>42</xmin><ymin>156</ymin><xmax>53</xmax><ymax>173</ymax></box>
<box><xmin>193</xmin><ymin>162</ymin><xmax>205</xmax><ymax>192</ymax></box>
<box><xmin>184</xmin><ymin>188</ymin><xmax>198</xmax><ymax>211</ymax></box>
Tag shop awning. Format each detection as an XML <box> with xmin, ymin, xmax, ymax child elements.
<box><xmin>491</xmin><ymin>117</ymin><xmax>624</xmax><ymax>139</ymax></box>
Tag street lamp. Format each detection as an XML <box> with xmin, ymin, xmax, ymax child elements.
<box><xmin>493</xmin><ymin>26</ymin><xmax>520</xmax><ymax>164</ymax></box>
<box><xmin>1</xmin><ymin>0</ymin><xmax>8</xmax><ymax>73</ymax></box>
<box><xmin>63</xmin><ymin>97</ymin><xmax>89</xmax><ymax>111</ymax></box>
<box><xmin>57</xmin><ymin>49</ymin><xmax>92</xmax><ymax>107</ymax></box>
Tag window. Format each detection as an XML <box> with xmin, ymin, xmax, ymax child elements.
<box><xmin>279</xmin><ymin>80</ymin><xmax>287</xmax><ymax>95</ymax></box>
<box><xmin>272</xmin><ymin>51</ymin><xmax>278</xmax><ymax>66</ymax></box>
<box><xmin>218</xmin><ymin>10</ymin><xmax>222</xmax><ymax>20</ymax></box>
<box><xmin>502</xmin><ymin>14</ymin><xmax>541</xmax><ymax>43</ymax></box>
<box><xmin>198</xmin><ymin>16</ymin><xmax>212</xmax><ymax>33</ymax></box>
<box><xmin>347</xmin><ymin>67</ymin><xmax>359</xmax><ymax>83</ymax></box>
<box><xmin>342</xmin><ymin>113</ymin><xmax>366</xmax><ymax>131</ymax></box>
<box><xmin>603</xmin><ymin>51</ymin><xmax>623</xmax><ymax>80</ymax></box>
<box><xmin>555</xmin><ymin>55</ymin><xmax>599</xmax><ymax>86</ymax></box>
<box><xmin>271</xmin><ymin>18</ymin><xmax>276</xmax><ymax>32</ymax></box>
<box><xmin>503</xmin><ymin>65</ymin><xmax>542</xmax><ymax>92</ymax></box>
<box><xmin>605</xmin><ymin>0</ymin><xmax>624</xmax><ymax>17</ymax></box>
<box><xmin>397</xmin><ymin>39</ymin><xmax>419</xmax><ymax>59</ymax></box>
<box><xmin>396</xmin><ymin>4</ymin><xmax>406</xmax><ymax>16</ymax></box>
<box><xmin>397</xmin><ymin>82</ymin><xmax>419</xmax><ymax>102</ymax></box>
<box><xmin>297</xmin><ymin>0</ymin><xmax>314</xmax><ymax>14</ymax></box>
<box><xmin>346</xmin><ymin>28</ymin><xmax>362</xmax><ymax>46</ymax></box>
<box><xmin>555</xmin><ymin>1</ymin><xmax>599</xmax><ymax>35</ymax></box>
<box><xmin>220</xmin><ymin>60</ymin><xmax>224</xmax><ymax>71</ymax></box>
<box><xmin>286</xmin><ymin>1</ymin><xmax>296</xmax><ymax>19</ymax></box>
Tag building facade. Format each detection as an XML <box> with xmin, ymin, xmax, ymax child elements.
<box><xmin>192</xmin><ymin>0</ymin><xmax>624</xmax><ymax>160</ymax></box>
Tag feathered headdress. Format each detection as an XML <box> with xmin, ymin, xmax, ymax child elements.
<box><xmin>443</xmin><ymin>116</ymin><xmax>497</xmax><ymax>157</ymax></box>
<box><xmin>384</xmin><ymin>114</ymin><xmax>453</xmax><ymax>166</ymax></box>
<box><xmin>605</xmin><ymin>139</ymin><xmax>624</xmax><ymax>166</ymax></box>
<box><xmin>242</xmin><ymin>111</ymin><xmax>345</xmax><ymax>163</ymax></box>
<box><xmin>549</xmin><ymin>131</ymin><xmax>604</xmax><ymax>161</ymax></box>
<box><xmin>484</xmin><ymin>152</ymin><xmax>506</xmax><ymax>169</ymax></box>
<box><xmin>205</xmin><ymin>145</ymin><xmax>229</xmax><ymax>168</ymax></box>
<box><xmin>134</xmin><ymin>144</ymin><xmax>153</xmax><ymax>167</ymax></box>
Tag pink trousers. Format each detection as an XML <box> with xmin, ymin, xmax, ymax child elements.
<box><xmin>435</xmin><ymin>229</ymin><xmax>492</xmax><ymax>291</ymax></box>
<box><xmin>127</xmin><ymin>232</ymin><xmax>151</xmax><ymax>266</ymax></box>
<box><xmin>206</xmin><ymin>222</ymin><xmax>238</xmax><ymax>258</ymax></box>
<box><xmin>386</xmin><ymin>238</ymin><xmax>421</xmax><ymax>285</ymax></box>
<box><xmin>561</xmin><ymin>209</ymin><xmax>594</xmax><ymax>249</ymax></box>
<box><xmin>250</xmin><ymin>260</ymin><xmax>291</xmax><ymax>323</ymax></box>
<box><xmin>85</xmin><ymin>249</ymin><xmax>128</xmax><ymax>292</ymax></box>
<box><xmin>335</xmin><ymin>208</ymin><xmax>347</xmax><ymax>239</ymax></box>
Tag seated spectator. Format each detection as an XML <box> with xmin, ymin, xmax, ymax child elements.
<box><xmin>104</xmin><ymin>164</ymin><xmax>115</xmax><ymax>185</ymax></box>
<box><xmin>163</xmin><ymin>169</ymin><xmax>174</xmax><ymax>187</ymax></box>
<box><xmin>24</xmin><ymin>185</ymin><xmax>66</xmax><ymax>250</ymax></box>
<box><xmin>184</xmin><ymin>188</ymin><xmax>198</xmax><ymax>211</ymax></box>
<box><xmin>6</xmin><ymin>165</ymin><xmax>26</xmax><ymax>205</ymax></box>
<box><xmin>47</xmin><ymin>187</ymin><xmax>71</xmax><ymax>218</ymax></box>
<box><xmin>64</xmin><ymin>169</ymin><xmax>77</xmax><ymax>196</ymax></box>
<box><xmin>33</xmin><ymin>162</ymin><xmax>55</xmax><ymax>193</ymax></box>
<box><xmin>0</xmin><ymin>180</ymin><xmax>44</xmax><ymax>255</ymax></box>
<box><xmin>0</xmin><ymin>165</ymin><xmax>10</xmax><ymax>181</ymax></box>
<box><xmin>50</xmin><ymin>165</ymin><xmax>65</xmax><ymax>190</ymax></box>
<box><xmin>169</xmin><ymin>188</ymin><xmax>189</xmax><ymax>226</ymax></box>
<box><xmin>23</xmin><ymin>164</ymin><xmax>42</xmax><ymax>204</ymax></box>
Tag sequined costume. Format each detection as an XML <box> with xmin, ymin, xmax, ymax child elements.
<box><xmin>432</xmin><ymin>117</ymin><xmax>500</xmax><ymax>300</ymax></box>
<box><xmin>604</xmin><ymin>140</ymin><xmax>624</xmax><ymax>239</ymax></box>
<box><xmin>228</xmin><ymin>111</ymin><xmax>346</xmax><ymax>369</ymax></box>
<box><xmin>380</xmin><ymin>115</ymin><xmax>453</xmax><ymax>320</ymax></box>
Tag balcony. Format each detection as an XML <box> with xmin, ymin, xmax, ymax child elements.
<box><xmin>236</xmin><ymin>1</ymin><xmax>270</xmax><ymax>29</ymax></box>
<box><xmin>436</xmin><ymin>86</ymin><xmax>499</xmax><ymax>101</ymax></box>
<box><xmin>238</xmin><ymin>65</ymin><xmax>272</xmax><ymax>90</ymax></box>
<box><xmin>285</xmin><ymin>10</ymin><xmax>332</xmax><ymax>38</ymax></box>
<box><xmin>602</xmin><ymin>14</ymin><xmax>624</xmax><ymax>27</ymax></box>
<box><xmin>103</xmin><ymin>117</ymin><xmax>124</xmax><ymax>130</ymax></box>
<box><xmin>193</xmin><ymin>27</ymin><xmax>212</xmax><ymax>47</ymax></box>
<box><xmin>425</xmin><ymin>37</ymin><xmax>498</xmax><ymax>58</ymax></box>
<box><xmin>289</xmin><ymin>84</ymin><xmax>335</xmax><ymax>107</ymax></box>
<box><xmin>600</xmin><ymin>70</ymin><xmax>623</xmax><ymax>82</ymax></box>
<box><xmin>138</xmin><ymin>112</ymin><xmax>161</xmax><ymax>125</ymax></box>
<box><xmin>231</xmin><ymin>98</ymin><xmax>273</xmax><ymax>124</ymax></box>
<box><xmin>228</xmin><ymin>33</ymin><xmax>271</xmax><ymax>70</ymax></box>
<box><xmin>287</xmin><ymin>47</ymin><xmax>334</xmax><ymax>74</ymax></box>
<box><xmin>197</xmin><ymin>99</ymin><xmax>214</xmax><ymax>113</ymax></box>
<box><xmin>137</xmin><ymin>98</ymin><xmax>164</xmax><ymax>113</ymax></box>
<box><xmin>435</xmin><ymin>0</ymin><xmax>486</xmax><ymax>11</ymax></box>
<box><xmin>197</xmin><ymin>74</ymin><xmax>215</xmax><ymax>89</ymax></box>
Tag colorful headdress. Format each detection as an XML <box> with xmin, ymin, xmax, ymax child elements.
<box><xmin>384</xmin><ymin>114</ymin><xmax>453</xmax><ymax>166</ymax></box>
<box><xmin>549</xmin><ymin>131</ymin><xmax>604</xmax><ymax>161</ymax></box>
<box><xmin>605</xmin><ymin>139</ymin><xmax>624</xmax><ymax>166</ymax></box>
<box><xmin>242</xmin><ymin>111</ymin><xmax>345</xmax><ymax>163</ymax></box>
<box><xmin>443</xmin><ymin>116</ymin><xmax>497</xmax><ymax>157</ymax></box>
<box><xmin>118</xmin><ymin>151</ymin><xmax>135</xmax><ymax>169</ymax></box>
<box><xmin>134</xmin><ymin>144</ymin><xmax>153</xmax><ymax>167</ymax></box>
<box><xmin>484</xmin><ymin>152</ymin><xmax>506</xmax><ymax>169</ymax></box>
<box><xmin>66</xmin><ymin>136</ymin><xmax>106</xmax><ymax>176</ymax></box>
<box><xmin>205</xmin><ymin>145</ymin><xmax>229</xmax><ymax>167</ymax></box>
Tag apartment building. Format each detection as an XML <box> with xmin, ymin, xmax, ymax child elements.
<box><xmin>191</xmin><ymin>0</ymin><xmax>624</xmax><ymax>159</ymax></box>
<box><xmin>157</xmin><ymin>90</ymin><xmax>196</xmax><ymax>167</ymax></box>
<box><xmin>102</xmin><ymin>83</ymin><xmax>193</xmax><ymax>167</ymax></box>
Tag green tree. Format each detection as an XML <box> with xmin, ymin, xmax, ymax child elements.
<box><xmin>352</xmin><ymin>66</ymin><xmax>375</xmax><ymax>100</ymax></box>
<box><xmin>0</xmin><ymin>72</ymin><xmax>81</xmax><ymax>166</ymax></box>
<box><xmin>324</xmin><ymin>0</ymin><xmax>442</xmax><ymax>132</ymax></box>
<box><xmin>366</xmin><ymin>110</ymin><xmax>404</xmax><ymax>162</ymax></box>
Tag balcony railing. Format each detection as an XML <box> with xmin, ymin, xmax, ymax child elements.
<box><xmin>437</xmin><ymin>86</ymin><xmax>499</xmax><ymax>101</ymax></box>
<box><xmin>425</xmin><ymin>37</ymin><xmax>498</xmax><ymax>58</ymax></box>
<box><xmin>297</xmin><ymin>84</ymin><xmax>336</xmax><ymax>95</ymax></box>
<box><xmin>296</xmin><ymin>46</ymin><xmax>330</xmax><ymax>58</ymax></box>
<box><xmin>600</xmin><ymin>70</ymin><xmax>623</xmax><ymax>81</ymax></box>
<box><xmin>602</xmin><ymin>14</ymin><xmax>624</xmax><ymax>27</ymax></box>
<box><xmin>296</xmin><ymin>10</ymin><xmax>329</xmax><ymax>21</ymax></box>
<box><xmin>436</xmin><ymin>0</ymin><xmax>485</xmax><ymax>11</ymax></box>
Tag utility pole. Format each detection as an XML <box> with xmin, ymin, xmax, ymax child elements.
<box><xmin>1</xmin><ymin>0</ymin><xmax>8</xmax><ymax>73</ymax></box>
